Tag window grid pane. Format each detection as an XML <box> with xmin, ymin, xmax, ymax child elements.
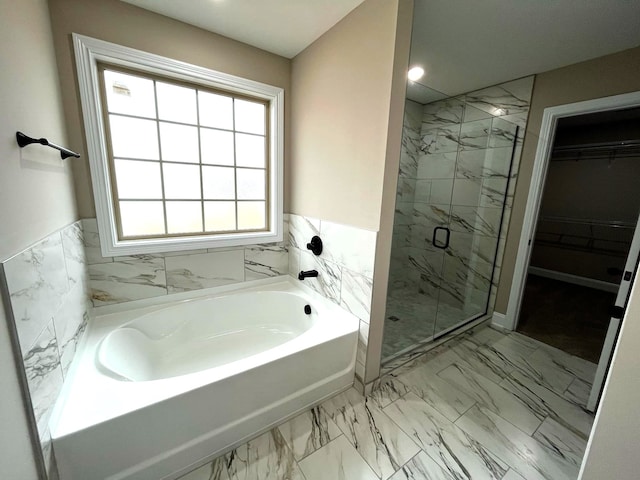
<box><xmin>101</xmin><ymin>66</ymin><xmax>269</xmax><ymax>240</ymax></box>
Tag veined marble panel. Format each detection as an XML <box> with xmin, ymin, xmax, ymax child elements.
<box><xmin>429</xmin><ymin>179</ymin><xmax>454</xmax><ymax>204</ymax></box>
<box><xmin>451</xmin><ymin>178</ymin><xmax>482</xmax><ymax>207</ymax></box>
<box><xmin>89</xmin><ymin>255</ymin><xmax>167</xmax><ymax>306</ymax></box>
<box><xmin>384</xmin><ymin>393</ymin><xmax>509</xmax><ymax>480</ymax></box>
<box><xmin>244</xmin><ymin>245</ymin><xmax>288</xmax><ymax>280</ymax></box>
<box><xmin>53</xmin><ymin>282</ymin><xmax>89</xmax><ymax>374</ymax></box>
<box><xmin>225</xmin><ymin>429</ymin><xmax>304</xmax><ymax>480</ymax></box>
<box><xmin>413</xmin><ymin>180</ymin><xmax>432</xmax><ymax>204</ymax></box>
<box><xmin>277</xmin><ymin>406</ymin><xmax>341</xmax><ymax>461</ymax></box>
<box><xmin>462</xmin><ymin>103</ymin><xmax>494</xmax><ymax>123</ymax></box>
<box><xmin>399</xmin><ymin>149</ymin><xmax>419</xmax><ymax>179</ymax></box>
<box><xmin>530</xmin><ymin>345</ymin><xmax>597</xmax><ymax>385</ymax></box>
<box><xmin>357</xmin><ymin>320</ymin><xmax>369</xmax><ymax>366</ymax></box>
<box><xmin>533</xmin><ymin>417</ymin><xmax>587</xmax><ymax>469</ymax></box>
<box><xmin>422</xmin><ymin>98</ymin><xmax>465</xmax><ymax>128</ymax></box>
<box><xmin>81</xmin><ymin>218</ymin><xmax>113</xmax><ymax>265</ymax></box>
<box><xmin>299</xmin><ymin>251</ymin><xmax>342</xmax><ymax>303</ymax></box>
<box><xmin>450</xmin><ymin>206</ymin><xmax>502</xmax><ymax>236</ymax></box>
<box><xmin>455</xmin><ymin>405</ymin><xmax>577</xmax><ymax>480</ymax></box>
<box><xmin>23</xmin><ymin>321</ymin><xmax>64</xmax><ymax>439</ymax></box>
<box><xmin>421</xmin><ymin>124</ymin><xmax>460</xmax><ymax>155</ymax></box>
<box><xmin>563</xmin><ymin>378</ymin><xmax>591</xmax><ymax>407</ymax></box>
<box><xmin>339</xmin><ymin>267</ymin><xmax>372</xmax><ymax>322</ymax></box>
<box><xmin>388</xmin><ymin>451</ymin><xmax>457</xmax><ymax>480</ymax></box>
<box><xmin>394</xmin><ymin>201</ymin><xmax>414</xmax><ymax>227</ymax></box>
<box><xmin>456</xmin><ymin>148</ymin><xmax>512</xmax><ymax>180</ymax></box>
<box><xmin>396</xmin><ymin>177</ymin><xmax>417</xmax><ymax>203</ymax></box>
<box><xmin>289</xmin><ymin>214</ymin><xmax>321</xmax><ymax>251</ymax></box>
<box><xmin>288</xmin><ymin>247</ymin><xmax>301</xmax><ymax>278</ymax></box>
<box><xmin>465</xmin><ymin>77</ymin><xmax>534</xmax><ymax>117</ymax></box>
<box><xmin>459</xmin><ymin>119</ymin><xmax>491</xmax><ymax>151</ymax></box>
<box><xmin>417</xmin><ymin>152</ymin><xmax>457</xmax><ymax>180</ymax></box>
<box><xmin>489</xmin><ymin>117</ymin><xmax>518</xmax><ymax>148</ymax></box>
<box><xmin>367</xmin><ymin>376</ymin><xmax>410</xmax><ymax>409</ymax></box>
<box><xmin>413</xmin><ymin>203</ymin><xmax>450</xmax><ymax>227</ymax></box>
<box><xmin>298</xmin><ymin>435</ymin><xmax>378</xmax><ymax>480</ymax></box>
<box><xmin>3</xmin><ymin>233</ymin><xmax>69</xmax><ymax>352</ymax></box>
<box><xmin>480</xmin><ymin>178</ymin><xmax>509</xmax><ymax>208</ymax></box>
<box><xmin>319</xmin><ymin>220</ymin><xmax>376</xmax><ymax>278</ymax></box>
<box><xmin>503</xmin><ymin>470</ymin><xmax>526</xmax><ymax>480</ymax></box>
<box><xmin>166</xmin><ymin>250</ymin><xmax>245</xmax><ymax>292</ymax></box>
<box><xmin>499</xmin><ymin>371</ymin><xmax>594</xmax><ymax>439</ymax></box>
<box><xmin>438</xmin><ymin>363</ymin><xmax>544</xmax><ymax>435</ymax></box>
<box><xmin>61</xmin><ymin>221</ymin><xmax>88</xmax><ymax>290</ymax></box>
<box><xmin>321</xmin><ymin>388</ymin><xmax>420</xmax><ymax>480</ymax></box>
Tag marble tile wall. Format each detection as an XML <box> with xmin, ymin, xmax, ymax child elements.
<box><xmin>288</xmin><ymin>214</ymin><xmax>377</xmax><ymax>383</ymax></box>
<box><xmin>83</xmin><ymin>217</ymin><xmax>290</xmax><ymax>307</ymax></box>
<box><xmin>1</xmin><ymin>221</ymin><xmax>91</xmax><ymax>479</ymax></box>
<box><xmin>385</xmin><ymin>77</ymin><xmax>534</xmax><ymax>358</ymax></box>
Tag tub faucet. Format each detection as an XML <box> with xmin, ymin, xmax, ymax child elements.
<box><xmin>298</xmin><ymin>270</ymin><xmax>319</xmax><ymax>280</ymax></box>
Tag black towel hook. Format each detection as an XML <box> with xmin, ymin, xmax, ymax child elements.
<box><xmin>16</xmin><ymin>131</ymin><xmax>80</xmax><ymax>160</ymax></box>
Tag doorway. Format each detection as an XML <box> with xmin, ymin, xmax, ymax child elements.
<box><xmin>508</xmin><ymin>92</ymin><xmax>640</xmax><ymax>412</ymax></box>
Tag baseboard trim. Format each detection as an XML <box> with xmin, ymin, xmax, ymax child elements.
<box><xmin>528</xmin><ymin>266</ymin><xmax>618</xmax><ymax>293</ymax></box>
<box><xmin>491</xmin><ymin>311</ymin><xmax>511</xmax><ymax>331</ymax></box>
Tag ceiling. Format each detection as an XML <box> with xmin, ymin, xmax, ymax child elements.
<box><xmin>409</xmin><ymin>0</ymin><xmax>640</xmax><ymax>100</ymax></box>
<box><xmin>122</xmin><ymin>0</ymin><xmax>640</xmax><ymax>100</ymax></box>
<box><xmin>121</xmin><ymin>0</ymin><xmax>366</xmax><ymax>58</ymax></box>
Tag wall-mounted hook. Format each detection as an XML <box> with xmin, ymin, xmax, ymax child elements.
<box><xmin>306</xmin><ymin>236</ymin><xmax>323</xmax><ymax>256</ymax></box>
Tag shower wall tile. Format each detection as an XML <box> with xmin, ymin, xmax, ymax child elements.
<box><xmin>413</xmin><ymin>180</ymin><xmax>432</xmax><ymax>203</ymax></box>
<box><xmin>455</xmin><ymin>147</ymin><xmax>512</xmax><ymax>180</ymax></box>
<box><xmin>422</xmin><ymin>97</ymin><xmax>465</xmax><ymax>127</ymax></box>
<box><xmin>465</xmin><ymin>76</ymin><xmax>534</xmax><ymax>117</ymax></box>
<box><xmin>417</xmin><ymin>152</ymin><xmax>457</xmax><ymax>179</ymax></box>
<box><xmin>421</xmin><ymin>124</ymin><xmax>460</xmax><ymax>154</ymax></box>
<box><xmin>450</xmin><ymin>206</ymin><xmax>503</xmax><ymax>236</ymax></box>
<box><xmin>459</xmin><ymin>119</ymin><xmax>491</xmax><ymax>151</ymax></box>
<box><xmin>428</xmin><ymin>179</ymin><xmax>454</xmax><ymax>204</ymax></box>
<box><xmin>489</xmin><ymin>117</ymin><xmax>519</xmax><ymax>148</ymax></box>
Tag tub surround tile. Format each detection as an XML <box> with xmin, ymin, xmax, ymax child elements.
<box><xmin>61</xmin><ymin>222</ymin><xmax>88</xmax><ymax>290</ymax></box>
<box><xmin>299</xmin><ymin>251</ymin><xmax>342</xmax><ymax>303</ymax></box>
<box><xmin>383</xmin><ymin>393</ymin><xmax>509</xmax><ymax>480</ymax></box>
<box><xmin>23</xmin><ymin>321</ymin><xmax>64</xmax><ymax>439</ymax></box>
<box><xmin>89</xmin><ymin>256</ymin><xmax>167</xmax><ymax>305</ymax></box>
<box><xmin>225</xmin><ymin>429</ymin><xmax>305</xmax><ymax>480</ymax></box>
<box><xmin>322</xmin><ymin>388</ymin><xmax>420</xmax><ymax>479</ymax></box>
<box><xmin>81</xmin><ymin>218</ymin><xmax>113</xmax><ymax>265</ymax></box>
<box><xmin>53</xmin><ymin>283</ymin><xmax>89</xmax><ymax>374</ymax></box>
<box><xmin>244</xmin><ymin>245</ymin><xmax>288</xmax><ymax>280</ymax></box>
<box><xmin>357</xmin><ymin>320</ymin><xmax>370</xmax><ymax>367</ymax></box>
<box><xmin>277</xmin><ymin>407</ymin><xmax>342</xmax><ymax>461</ymax></box>
<box><xmin>340</xmin><ymin>269</ymin><xmax>373</xmax><ymax>321</ymax></box>
<box><xmin>3</xmin><ymin>233</ymin><xmax>69</xmax><ymax>352</ymax></box>
<box><xmin>165</xmin><ymin>250</ymin><xmax>245</xmax><ymax>293</ymax></box>
<box><xmin>319</xmin><ymin>220</ymin><xmax>376</xmax><ymax>278</ymax></box>
<box><xmin>298</xmin><ymin>435</ymin><xmax>379</xmax><ymax>480</ymax></box>
<box><xmin>289</xmin><ymin>214</ymin><xmax>321</xmax><ymax>251</ymax></box>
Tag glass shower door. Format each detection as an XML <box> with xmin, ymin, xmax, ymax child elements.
<box><xmin>432</xmin><ymin>116</ymin><xmax>518</xmax><ymax>337</ymax></box>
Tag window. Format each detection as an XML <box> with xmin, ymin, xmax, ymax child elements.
<box><xmin>74</xmin><ymin>34</ymin><xmax>284</xmax><ymax>256</ymax></box>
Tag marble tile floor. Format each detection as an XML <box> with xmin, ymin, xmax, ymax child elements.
<box><xmin>180</xmin><ymin>325</ymin><xmax>595</xmax><ymax>480</ymax></box>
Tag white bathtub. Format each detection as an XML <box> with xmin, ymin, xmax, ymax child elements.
<box><xmin>50</xmin><ymin>277</ymin><xmax>359</xmax><ymax>480</ymax></box>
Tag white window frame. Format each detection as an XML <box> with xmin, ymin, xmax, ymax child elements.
<box><xmin>73</xmin><ymin>34</ymin><xmax>284</xmax><ymax>256</ymax></box>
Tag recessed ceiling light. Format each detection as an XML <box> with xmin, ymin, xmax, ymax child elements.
<box><xmin>408</xmin><ymin>66</ymin><xmax>425</xmax><ymax>81</ymax></box>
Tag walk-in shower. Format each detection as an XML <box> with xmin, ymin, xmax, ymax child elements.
<box><xmin>382</xmin><ymin>84</ymin><xmax>519</xmax><ymax>363</ymax></box>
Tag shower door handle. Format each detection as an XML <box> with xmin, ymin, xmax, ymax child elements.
<box><xmin>432</xmin><ymin>227</ymin><xmax>450</xmax><ymax>249</ymax></box>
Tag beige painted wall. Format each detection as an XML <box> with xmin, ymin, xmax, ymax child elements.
<box><xmin>366</xmin><ymin>0</ymin><xmax>414</xmax><ymax>383</ymax></box>
<box><xmin>289</xmin><ymin>0</ymin><xmax>402</xmax><ymax>231</ymax></box>
<box><xmin>495</xmin><ymin>46</ymin><xmax>640</xmax><ymax>313</ymax></box>
<box><xmin>0</xmin><ymin>0</ymin><xmax>78</xmax><ymax>477</ymax></box>
<box><xmin>47</xmin><ymin>0</ymin><xmax>292</xmax><ymax>219</ymax></box>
